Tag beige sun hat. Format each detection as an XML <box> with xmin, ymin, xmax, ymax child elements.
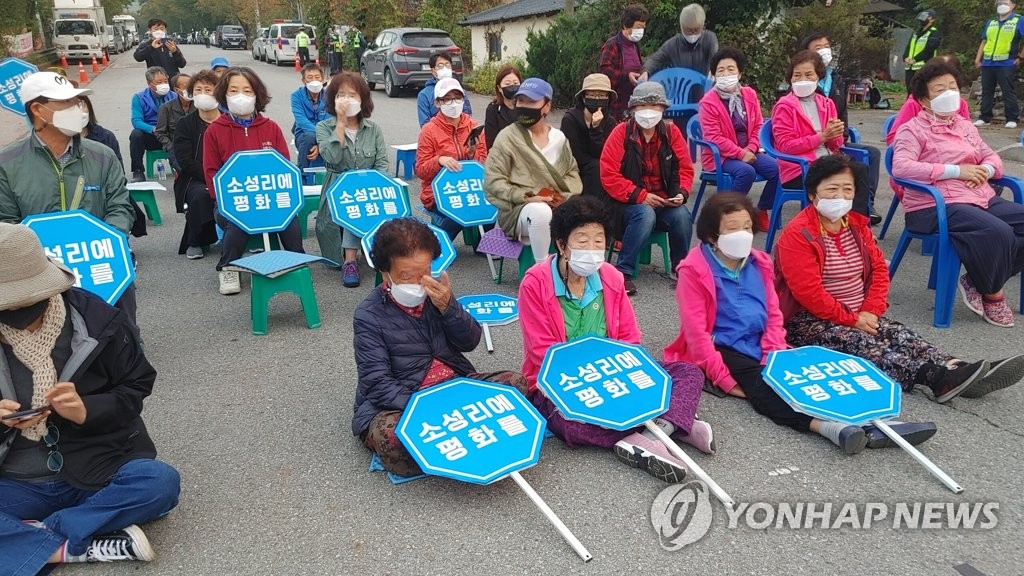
<box><xmin>0</xmin><ymin>223</ymin><xmax>76</xmax><ymax>311</ymax></box>
<box><xmin>575</xmin><ymin>73</ymin><xmax>617</xmax><ymax>101</ymax></box>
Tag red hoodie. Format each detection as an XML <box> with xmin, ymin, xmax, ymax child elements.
<box><xmin>202</xmin><ymin>113</ymin><xmax>290</xmax><ymax>200</ymax></box>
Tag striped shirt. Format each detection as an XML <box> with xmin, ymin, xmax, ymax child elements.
<box><xmin>821</xmin><ymin>225</ymin><xmax>866</xmax><ymax>312</ymax></box>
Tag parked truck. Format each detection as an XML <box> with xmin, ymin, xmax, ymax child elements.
<box><xmin>52</xmin><ymin>0</ymin><xmax>109</xmax><ymax>62</ymax></box>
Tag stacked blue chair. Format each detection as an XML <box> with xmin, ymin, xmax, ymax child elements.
<box><xmin>877</xmin><ymin>114</ymin><xmax>900</xmax><ymax>240</ymax></box>
<box><xmin>649</xmin><ymin>68</ymin><xmax>712</xmax><ymax>122</ymax></box>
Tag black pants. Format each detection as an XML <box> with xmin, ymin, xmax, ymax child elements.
<box><xmin>128</xmin><ymin>129</ymin><xmax>163</xmax><ymax>174</ymax></box>
<box><xmin>782</xmin><ymin>156</ymin><xmax>872</xmax><ymax>217</ymax></box>
<box><xmin>298</xmin><ymin>47</ymin><xmax>310</xmax><ymax>66</ymax></box>
<box><xmin>843</xmin><ymin>143</ymin><xmax>880</xmax><ymax>214</ymax></box>
<box><xmin>716</xmin><ymin>345</ymin><xmax>813</xmax><ymax>432</ymax></box>
<box><xmin>980</xmin><ymin>65</ymin><xmax>1020</xmax><ymax>123</ymax></box>
<box><xmin>179</xmin><ymin>181</ymin><xmax>219</xmax><ymax>254</ymax></box>
<box><xmin>904</xmin><ymin>69</ymin><xmax>917</xmax><ymax>93</ymax></box>
<box><xmin>214</xmin><ymin>212</ymin><xmax>304</xmax><ymax>270</ymax></box>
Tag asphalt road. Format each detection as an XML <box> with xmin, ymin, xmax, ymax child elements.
<box><xmin>1</xmin><ymin>46</ymin><xmax>1021</xmax><ymax>576</ymax></box>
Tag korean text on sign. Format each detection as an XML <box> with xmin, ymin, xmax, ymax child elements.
<box><xmin>43</xmin><ymin>239</ymin><xmax>117</xmax><ymax>287</ymax></box>
<box><xmin>780</xmin><ymin>359</ymin><xmax>884</xmax><ymax>402</ymax></box>
<box><xmin>465</xmin><ymin>299</ymin><xmax>516</xmax><ymax>316</ymax></box>
<box><xmin>416</xmin><ymin>393</ymin><xmax>529</xmax><ymax>461</ymax></box>
<box><xmin>439</xmin><ymin>177</ymin><xmax>485</xmax><ymax>210</ymax></box>
<box><xmin>0</xmin><ymin>70</ymin><xmax>33</xmax><ymax>107</ymax></box>
<box><xmin>555</xmin><ymin>351</ymin><xmax>653</xmax><ymax>408</ymax></box>
<box><xmin>225</xmin><ymin>173</ymin><xmax>295</xmax><ymax>213</ymax></box>
<box><xmin>334</xmin><ymin>186</ymin><xmax>401</xmax><ymax>221</ymax></box>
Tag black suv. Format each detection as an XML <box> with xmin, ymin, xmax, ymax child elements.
<box><xmin>360</xmin><ymin>28</ymin><xmax>464</xmax><ymax>97</ymax></box>
<box><xmin>216</xmin><ymin>25</ymin><xmax>247</xmax><ymax>50</ymax></box>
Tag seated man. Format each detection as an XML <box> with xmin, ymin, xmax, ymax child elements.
<box><xmin>0</xmin><ymin>223</ymin><xmax>180</xmax><ymax>570</ymax></box>
<box><xmin>416</xmin><ymin>52</ymin><xmax>472</xmax><ymax>127</ymax></box>
<box><xmin>599</xmin><ymin>81</ymin><xmax>694</xmax><ymax>295</ymax></box>
<box><xmin>129</xmin><ymin>66</ymin><xmax>177</xmax><ymax>182</ymax></box>
<box><xmin>290</xmin><ymin>63</ymin><xmax>329</xmax><ymax>172</ymax></box>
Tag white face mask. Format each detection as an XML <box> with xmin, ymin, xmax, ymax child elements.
<box><xmin>436</xmin><ymin>67</ymin><xmax>453</xmax><ymax>80</ymax></box>
<box><xmin>929</xmin><ymin>89</ymin><xmax>961</xmax><ymax>115</ymax></box>
<box><xmin>337</xmin><ymin>98</ymin><xmax>361</xmax><ymax>117</ymax></box>
<box><xmin>387</xmin><ymin>274</ymin><xmax>428</xmax><ymax>307</ymax></box>
<box><xmin>227</xmin><ymin>93</ymin><xmax>256</xmax><ymax>116</ymax></box>
<box><xmin>46</xmin><ymin>103</ymin><xmax>88</xmax><ymax>137</ymax></box>
<box><xmin>152</xmin><ymin>30</ymin><xmax>166</xmax><ymax>40</ymax></box>
<box><xmin>193</xmin><ymin>93</ymin><xmax>219</xmax><ymax>111</ymax></box>
<box><xmin>306</xmin><ymin>80</ymin><xmax>324</xmax><ymax>94</ymax></box>
<box><xmin>716</xmin><ymin>230</ymin><xmax>754</xmax><ymax>260</ymax></box>
<box><xmin>997</xmin><ymin>4</ymin><xmax>1012</xmax><ymax>15</ymax></box>
<box><xmin>566</xmin><ymin>248</ymin><xmax>604</xmax><ymax>277</ymax></box>
<box><xmin>440</xmin><ymin>99</ymin><xmax>463</xmax><ymax>119</ymax></box>
<box><xmin>178</xmin><ymin>89</ymin><xmax>192</xmax><ymax>101</ymax></box>
<box><xmin>629</xmin><ymin>28</ymin><xmax>644</xmax><ymax>42</ymax></box>
<box><xmin>815</xmin><ymin>198</ymin><xmax>853</xmax><ymax>222</ymax></box>
<box><xmin>715</xmin><ymin>74</ymin><xmax>739</xmax><ymax>92</ymax></box>
<box><xmin>791</xmin><ymin>80</ymin><xmax>818</xmax><ymax>98</ymax></box>
<box><xmin>154</xmin><ymin>83</ymin><xmax>171</xmax><ymax>96</ymax></box>
<box><xmin>683</xmin><ymin>33</ymin><xmax>702</xmax><ymax>44</ymax></box>
<box><xmin>634</xmin><ymin>108</ymin><xmax>663</xmax><ymax>129</ymax></box>
<box><xmin>817</xmin><ymin>48</ymin><xmax>833</xmax><ymax>68</ymax></box>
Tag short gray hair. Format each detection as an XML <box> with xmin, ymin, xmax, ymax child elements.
<box><xmin>679</xmin><ymin>4</ymin><xmax>706</xmax><ymax>29</ymax></box>
<box><xmin>145</xmin><ymin>66</ymin><xmax>168</xmax><ymax>83</ymax></box>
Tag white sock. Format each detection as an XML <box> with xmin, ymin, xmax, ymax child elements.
<box><xmin>61</xmin><ymin>542</ymin><xmax>89</xmax><ymax>563</ymax></box>
<box><xmin>817</xmin><ymin>421</ymin><xmax>847</xmax><ymax>446</ymax></box>
<box><xmin>641</xmin><ymin>417</ymin><xmax>677</xmax><ymax>440</ymax></box>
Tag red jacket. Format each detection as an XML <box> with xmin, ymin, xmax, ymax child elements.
<box><xmin>415</xmin><ymin>113</ymin><xmax>487</xmax><ymax>210</ymax></box>
<box><xmin>202</xmin><ymin>114</ymin><xmax>290</xmax><ymax>200</ymax></box>
<box><xmin>599</xmin><ymin>119</ymin><xmax>694</xmax><ymax>205</ymax></box>
<box><xmin>774</xmin><ymin>205</ymin><xmax>889</xmax><ymax>327</ymax></box>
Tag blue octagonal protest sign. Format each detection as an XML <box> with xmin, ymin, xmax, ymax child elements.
<box><xmin>0</xmin><ymin>58</ymin><xmax>38</xmax><ymax>116</ymax></box>
<box><xmin>22</xmin><ymin>210</ymin><xmax>135</xmax><ymax>305</ymax></box>
<box><xmin>214</xmin><ymin>150</ymin><xmax>302</xmax><ymax>234</ymax></box>
<box><xmin>457</xmin><ymin>293</ymin><xmax>518</xmax><ymax>326</ymax></box>
<box><xmin>433</xmin><ymin>161</ymin><xmax>498</xmax><ymax>227</ymax></box>
<box><xmin>537</xmin><ymin>336</ymin><xmax>671</xmax><ymax>431</ymax></box>
<box><xmin>327</xmin><ymin>169</ymin><xmax>411</xmax><ymax>237</ymax></box>
<box><xmin>762</xmin><ymin>346</ymin><xmax>901</xmax><ymax>426</ymax></box>
<box><xmin>361</xmin><ymin>221</ymin><xmax>456</xmax><ymax>276</ymax></box>
<box><xmin>397</xmin><ymin>378</ymin><xmax>546</xmax><ymax>484</ymax></box>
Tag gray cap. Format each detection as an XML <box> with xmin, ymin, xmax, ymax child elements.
<box><xmin>628</xmin><ymin>81</ymin><xmax>670</xmax><ymax>108</ymax></box>
<box><xmin>917</xmin><ymin>9</ymin><xmax>936</xmax><ymax>21</ymax></box>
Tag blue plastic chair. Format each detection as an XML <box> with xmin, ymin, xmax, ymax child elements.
<box><xmin>649</xmin><ymin>68</ymin><xmax>712</xmax><ymax>120</ymax></box>
<box><xmin>848</xmin><ymin>126</ymin><xmax>862</xmax><ymax>143</ymax></box>
<box><xmin>877</xmin><ymin>114</ymin><xmax>900</xmax><ymax>240</ymax></box>
<box><xmin>686</xmin><ymin>114</ymin><xmax>765</xmax><ymax>218</ymax></box>
<box><xmin>885</xmin><ymin>147</ymin><xmax>1024</xmax><ymax>327</ymax></box>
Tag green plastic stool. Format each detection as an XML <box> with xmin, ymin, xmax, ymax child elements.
<box><xmin>462</xmin><ymin>226</ymin><xmax>481</xmax><ymax>249</ymax></box>
<box><xmin>607</xmin><ymin>231</ymin><xmax>671</xmax><ymax>278</ymax></box>
<box><xmin>129</xmin><ymin>188</ymin><xmax>162</xmax><ymax>225</ymax></box>
<box><xmin>245</xmin><ymin>234</ymin><xmax>282</xmax><ymax>252</ymax></box>
<box><xmin>250</xmin><ymin>266</ymin><xmax>321</xmax><ymax>335</ymax></box>
<box><xmin>145</xmin><ymin>149</ymin><xmax>169</xmax><ymax>180</ymax></box>
<box><xmin>298</xmin><ymin>194</ymin><xmax>320</xmax><ymax>239</ymax></box>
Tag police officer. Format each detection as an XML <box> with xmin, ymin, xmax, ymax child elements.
<box><xmin>295</xmin><ymin>27</ymin><xmax>311</xmax><ymax>66</ymax></box>
<box><xmin>975</xmin><ymin>0</ymin><xmax>1024</xmax><ymax>128</ymax></box>
<box><xmin>904</xmin><ymin>10</ymin><xmax>941</xmax><ymax>92</ymax></box>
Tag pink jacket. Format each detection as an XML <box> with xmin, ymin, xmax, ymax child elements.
<box><xmin>770</xmin><ymin>92</ymin><xmax>843</xmax><ymax>184</ymax></box>
<box><xmin>885</xmin><ymin>97</ymin><xmax>970</xmax><ymax>146</ymax></box>
<box><xmin>663</xmin><ymin>249</ymin><xmax>787</xmax><ymax>393</ymax></box>
<box><xmin>697</xmin><ymin>86</ymin><xmax>764</xmax><ymax>172</ymax></box>
<box><xmin>891</xmin><ymin>110</ymin><xmax>1003</xmax><ymax>212</ymax></box>
<box><xmin>519</xmin><ymin>257</ymin><xmax>641</xmax><ymax>392</ymax></box>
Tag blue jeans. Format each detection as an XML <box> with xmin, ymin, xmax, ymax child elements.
<box><xmin>721</xmin><ymin>153</ymin><xmax>779</xmax><ymax>210</ymax></box>
<box><xmin>617</xmin><ymin>201</ymin><xmax>692</xmax><ymax>277</ymax></box>
<box><xmin>295</xmin><ymin>131</ymin><xmax>324</xmax><ymax>173</ymax></box>
<box><xmin>0</xmin><ymin>459</ymin><xmax>180</xmax><ymax>575</ymax></box>
<box><xmin>428</xmin><ymin>208</ymin><xmax>463</xmax><ymax>241</ymax></box>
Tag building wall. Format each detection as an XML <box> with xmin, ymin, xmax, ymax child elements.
<box><xmin>469</xmin><ymin>15</ymin><xmax>557</xmax><ymax>68</ymax></box>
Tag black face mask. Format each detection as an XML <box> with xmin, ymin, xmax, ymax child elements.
<box><xmin>515</xmin><ymin>107</ymin><xmax>543</xmax><ymax>127</ymax></box>
<box><xmin>0</xmin><ymin>299</ymin><xmax>49</xmax><ymax>330</ymax></box>
<box><xmin>583</xmin><ymin>98</ymin><xmax>609</xmax><ymax>113</ymax></box>
<box><xmin>501</xmin><ymin>85</ymin><xmax>520</xmax><ymax>100</ymax></box>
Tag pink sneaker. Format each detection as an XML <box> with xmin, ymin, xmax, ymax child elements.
<box><xmin>613</xmin><ymin>432</ymin><xmax>688</xmax><ymax>483</ymax></box>
<box><xmin>959</xmin><ymin>274</ymin><xmax>983</xmax><ymax>316</ymax></box>
<box><xmin>983</xmin><ymin>296</ymin><xmax>1015</xmax><ymax>327</ymax></box>
<box><xmin>678</xmin><ymin>419</ymin><xmax>716</xmax><ymax>455</ymax></box>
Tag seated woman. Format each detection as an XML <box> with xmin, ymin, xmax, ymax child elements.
<box><xmin>599</xmin><ymin>81</ymin><xmax>694</xmax><ymax>295</ymax></box>
<box><xmin>698</xmin><ymin>47</ymin><xmax>778</xmax><ymax>231</ymax></box>
<box><xmin>416</xmin><ymin>77</ymin><xmax>487</xmax><ymax>242</ymax></box>
<box><xmin>519</xmin><ymin>196</ymin><xmax>712</xmax><ymax>483</ymax></box>
<box><xmin>173</xmin><ymin>70</ymin><xmax>221</xmax><ymax>259</ymax></box>
<box><xmin>776</xmin><ymin>155</ymin><xmax>1024</xmax><ymax>403</ymax></box>
<box><xmin>885</xmin><ymin>55</ymin><xmax>970</xmax><ymax>146</ymax></box>
<box><xmin>484</xmin><ymin>64</ymin><xmax>522</xmax><ymax>150</ymax></box>
<box><xmin>485</xmin><ymin>78</ymin><xmax>583</xmax><ymax>262</ymax></box>
<box><xmin>665</xmin><ymin>192</ymin><xmax>934</xmax><ymax>454</ymax></box>
<box><xmin>352</xmin><ymin>218</ymin><xmax>528</xmax><ymax>477</ymax></box>
<box><xmin>771</xmin><ymin>50</ymin><xmax>871</xmax><ymax>217</ymax></box>
<box><xmin>561</xmin><ymin>73</ymin><xmax>619</xmax><ymax>199</ymax></box>
<box><xmin>314</xmin><ymin>72</ymin><xmax>388</xmax><ymax>288</ymax></box>
<box><xmin>892</xmin><ymin>60</ymin><xmax>1024</xmax><ymax>328</ymax></box>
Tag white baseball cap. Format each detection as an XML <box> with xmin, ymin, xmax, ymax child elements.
<box><xmin>433</xmin><ymin>77</ymin><xmax>465</xmax><ymax>100</ymax></box>
<box><xmin>19</xmin><ymin>71</ymin><xmax>92</xmax><ymax>104</ymax></box>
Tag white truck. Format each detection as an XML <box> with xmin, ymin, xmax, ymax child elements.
<box><xmin>113</xmin><ymin>14</ymin><xmax>139</xmax><ymax>45</ymax></box>
<box><xmin>52</xmin><ymin>0</ymin><xmax>109</xmax><ymax>62</ymax></box>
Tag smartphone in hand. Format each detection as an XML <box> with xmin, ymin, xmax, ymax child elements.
<box><xmin>1</xmin><ymin>405</ymin><xmax>49</xmax><ymax>422</ymax></box>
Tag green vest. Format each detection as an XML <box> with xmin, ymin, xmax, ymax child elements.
<box><xmin>296</xmin><ymin>32</ymin><xmax>310</xmax><ymax>48</ymax></box>
<box><xmin>559</xmin><ymin>296</ymin><xmax>607</xmax><ymax>341</ymax></box>
<box><xmin>906</xmin><ymin>26</ymin><xmax>937</xmax><ymax>70</ymax></box>
<box><xmin>983</xmin><ymin>15</ymin><xmax>1020</xmax><ymax>62</ymax></box>
<box><xmin>350</xmin><ymin>32</ymin><xmax>360</xmax><ymax>49</ymax></box>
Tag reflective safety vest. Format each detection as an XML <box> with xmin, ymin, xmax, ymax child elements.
<box><xmin>351</xmin><ymin>32</ymin><xmax>361</xmax><ymax>49</ymax></box>
<box><xmin>983</xmin><ymin>15</ymin><xmax>1020</xmax><ymax>62</ymax></box>
<box><xmin>906</xmin><ymin>26</ymin><xmax>937</xmax><ymax>70</ymax></box>
<box><xmin>296</xmin><ymin>32</ymin><xmax>310</xmax><ymax>48</ymax></box>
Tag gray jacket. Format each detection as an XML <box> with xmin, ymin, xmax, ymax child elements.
<box><xmin>644</xmin><ymin>30</ymin><xmax>719</xmax><ymax>77</ymax></box>
<box><xmin>155</xmin><ymin>98</ymin><xmax>193</xmax><ymax>152</ymax></box>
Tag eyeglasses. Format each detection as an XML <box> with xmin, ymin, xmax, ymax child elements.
<box><xmin>434</xmin><ymin>62</ymin><xmax>452</xmax><ymax>70</ymax></box>
<box><xmin>437</xmin><ymin>96</ymin><xmax>463</xmax><ymax>105</ymax></box>
<box><xmin>44</xmin><ymin>424</ymin><xmax>63</xmax><ymax>473</ymax></box>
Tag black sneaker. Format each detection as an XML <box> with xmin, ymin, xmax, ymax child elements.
<box><xmin>961</xmin><ymin>355</ymin><xmax>1024</xmax><ymax>398</ymax></box>
<box><xmin>131</xmin><ymin>171</ymin><xmax>145</xmax><ymax>183</ymax></box>
<box><xmin>869</xmin><ymin>211</ymin><xmax>882</xmax><ymax>226</ymax></box>
<box><xmin>931</xmin><ymin>360</ymin><xmax>989</xmax><ymax>403</ymax></box>
<box><xmin>624</xmin><ymin>278</ymin><xmax>638</xmax><ymax>296</ymax></box>
<box><xmin>863</xmin><ymin>421</ymin><xmax>937</xmax><ymax>449</ymax></box>
<box><xmin>84</xmin><ymin>525</ymin><xmax>155</xmax><ymax>562</ymax></box>
<box><xmin>837</xmin><ymin>425</ymin><xmax>868</xmax><ymax>455</ymax></box>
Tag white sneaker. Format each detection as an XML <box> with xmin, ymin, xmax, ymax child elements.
<box><xmin>218</xmin><ymin>270</ymin><xmax>241</xmax><ymax>295</ymax></box>
<box><xmin>974</xmin><ymin>119</ymin><xmax>989</xmax><ymax>126</ymax></box>
<box><xmin>1006</xmin><ymin>121</ymin><xmax>1018</xmax><ymax>129</ymax></box>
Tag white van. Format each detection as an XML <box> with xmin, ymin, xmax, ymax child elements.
<box><xmin>265</xmin><ymin>22</ymin><xmax>318</xmax><ymax>66</ymax></box>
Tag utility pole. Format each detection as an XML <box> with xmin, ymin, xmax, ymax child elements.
<box><xmin>564</xmin><ymin>0</ymin><xmax>573</xmax><ymax>16</ymax></box>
